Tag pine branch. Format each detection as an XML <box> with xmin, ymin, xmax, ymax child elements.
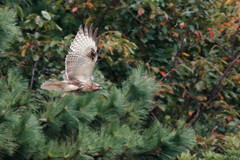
<box><xmin>55</xmin><ymin>106</ymin><xmax>68</xmax><ymax>118</ymax></box>
<box><xmin>92</xmin><ymin>145</ymin><xmax>112</xmax><ymax>158</ymax></box>
<box><xmin>67</xmin><ymin>148</ymin><xmax>82</xmax><ymax>160</ymax></box>
<box><xmin>0</xmin><ymin>8</ymin><xmax>20</xmax><ymax>53</ymax></box>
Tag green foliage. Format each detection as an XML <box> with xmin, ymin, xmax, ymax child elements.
<box><xmin>178</xmin><ymin>134</ymin><xmax>240</xmax><ymax>160</ymax></box>
<box><xmin>0</xmin><ymin>68</ymin><xmax>195</xmax><ymax>160</ymax></box>
<box><xmin>0</xmin><ymin>69</ymin><xmax>44</xmax><ymax>159</ymax></box>
<box><xmin>0</xmin><ymin>0</ymin><xmax>239</xmax><ymax>159</ymax></box>
<box><xmin>0</xmin><ymin>7</ymin><xmax>20</xmax><ymax>53</ymax></box>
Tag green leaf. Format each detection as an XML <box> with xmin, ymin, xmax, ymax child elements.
<box><xmin>189</xmin><ymin>25</ymin><xmax>195</xmax><ymax>32</ymax></box>
<box><xmin>32</xmin><ymin>55</ymin><xmax>39</xmax><ymax>61</ymax></box>
<box><xmin>56</xmin><ymin>0</ymin><xmax>63</xmax><ymax>5</ymax></box>
<box><xmin>35</xmin><ymin>16</ymin><xmax>44</xmax><ymax>27</ymax></box>
<box><xmin>195</xmin><ymin>81</ymin><xmax>204</xmax><ymax>91</ymax></box>
<box><xmin>151</xmin><ymin>67</ymin><xmax>159</xmax><ymax>73</ymax></box>
<box><xmin>15</xmin><ymin>5</ymin><xmax>24</xmax><ymax>21</ymax></box>
<box><xmin>106</xmin><ymin>57</ymin><xmax>113</xmax><ymax>66</ymax></box>
<box><xmin>41</xmin><ymin>11</ymin><xmax>51</xmax><ymax>20</ymax></box>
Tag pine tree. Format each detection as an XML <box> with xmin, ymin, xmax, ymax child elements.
<box><xmin>0</xmin><ymin>68</ymin><xmax>195</xmax><ymax>160</ymax></box>
<box><xmin>0</xmin><ymin>7</ymin><xmax>20</xmax><ymax>53</ymax></box>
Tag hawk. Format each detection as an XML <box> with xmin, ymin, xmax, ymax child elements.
<box><xmin>41</xmin><ymin>24</ymin><xmax>103</xmax><ymax>92</ymax></box>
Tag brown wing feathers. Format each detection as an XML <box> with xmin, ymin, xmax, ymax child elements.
<box><xmin>78</xmin><ymin>24</ymin><xmax>98</xmax><ymax>41</ymax></box>
<box><xmin>41</xmin><ymin>24</ymin><xmax>101</xmax><ymax>92</ymax></box>
<box><xmin>77</xmin><ymin>24</ymin><xmax>99</xmax><ymax>62</ymax></box>
<box><xmin>64</xmin><ymin>24</ymin><xmax>99</xmax><ymax>81</ymax></box>
<box><xmin>84</xmin><ymin>25</ymin><xmax>88</xmax><ymax>36</ymax></box>
<box><xmin>41</xmin><ymin>81</ymin><xmax>67</xmax><ymax>91</ymax></box>
<box><xmin>86</xmin><ymin>48</ymin><xmax>97</xmax><ymax>61</ymax></box>
<box><xmin>92</xmin><ymin>26</ymin><xmax>98</xmax><ymax>41</ymax></box>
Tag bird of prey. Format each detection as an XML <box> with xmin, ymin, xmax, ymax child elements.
<box><xmin>41</xmin><ymin>24</ymin><xmax>103</xmax><ymax>92</ymax></box>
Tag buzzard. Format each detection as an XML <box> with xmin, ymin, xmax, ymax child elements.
<box><xmin>41</xmin><ymin>24</ymin><xmax>103</xmax><ymax>92</ymax></box>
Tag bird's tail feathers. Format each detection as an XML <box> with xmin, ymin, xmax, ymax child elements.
<box><xmin>41</xmin><ymin>81</ymin><xmax>68</xmax><ymax>91</ymax></box>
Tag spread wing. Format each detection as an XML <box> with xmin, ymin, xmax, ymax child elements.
<box><xmin>64</xmin><ymin>24</ymin><xmax>98</xmax><ymax>82</ymax></box>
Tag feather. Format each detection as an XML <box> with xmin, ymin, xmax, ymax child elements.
<box><xmin>41</xmin><ymin>24</ymin><xmax>102</xmax><ymax>93</ymax></box>
<box><xmin>92</xmin><ymin>27</ymin><xmax>98</xmax><ymax>41</ymax></box>
<box><xmin>65</xmin><ymin>24</ymin><xmax>98</xmax><ymax>81</ymax></box>
<box><xmin>84</xmin><ymin>24</ymin><xmax>88</xmax><ymax>36</ymax></box>
<box><xmin>63</xmin><ymin>72</ymin><xmax>68</xmax><ymax>81</ymax></box>
<box><xmin>89</xmin><ymin>23</ymin><xmax>93</xmax><ymax>38</ymax></box>
<box><xmin>41</xmin><ymin>81</ymin><xmax>67</xmax><ymax>91</ymax></box>
<box><xmin>79</xmin><ymin>25</ymin><xmax>84</xmax><ymax>34</ymax></box>
<box><xmin>41</xmin><ymin>81</ymin><xmax>79</xmax><ymax>91</ymax></box>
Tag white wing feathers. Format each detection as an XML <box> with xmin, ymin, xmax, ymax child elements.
<box><xmin>64</xmin><ymin>24</ymin><xmax>98</xmax><ymax>81</ymax></box>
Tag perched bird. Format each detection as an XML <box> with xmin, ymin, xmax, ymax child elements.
<box><xmin>41</xmin><ymin>24</ymin><xmax>103</xmax><ymax>92</ymax></box>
